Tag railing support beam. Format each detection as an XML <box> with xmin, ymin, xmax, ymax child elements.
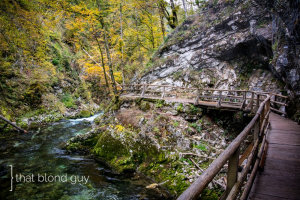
<box><xmin>140</xmin><ymin>84</ymin><xmax>146</xmax><ymax>97</ymax></box>
<box><xmin>224</xmin><ymin>147</ymin><xmax>240</xmax><ymax>199</ymax></box>
<box><xmin>195</xmin><ymin>89</ymin><xmax>200</xmax><ymax>105</ymax></box>
<box><xmin>217</xmin><ymin>91</ymin><xmax>222</xmax><ymax>108</ymax></box>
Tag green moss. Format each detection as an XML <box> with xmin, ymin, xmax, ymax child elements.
<box><xmin>155</xmin><ymin>99</ymin><xmax>165</xmax><ymax>108</ymax></box>
<box><xmin>139</xmin><ymin>100</ymin><xmax>151</xmax><ymax>111</ymax></box>
<box><xmin>66</xmin><ymin>142</ymin><xmax>82</xmax><ymax>151</ymax></box>
<box><xmin>93</xmin><ymin>131</ymin><xmax>129</xmax><ymax>159</ymax></box>
<box><xmin>82</xmin><ymin>136</ymin><xmax>99</xmax><ymax>147</ymax></box>
<box><xmin>172</xmin><ymin>121</ymin><xmax>180</xmax><ymax>127</ymax></box>
<box><xmin>51</xmin><ymin>59</ymin><xmax>59</xmax><ymax>66</ymax></box>
<box><xmin>61</xmin><ymin>93</ymin><xmax>76</xmax><ymax>109</ymax></box>
<box><xmin>188</xmin><ymin>104</ymin><xmax>202</xmax><ymax>115</ymax></box>
<box><xmin>139</xmin><ymin>160</ymin><xmax>190</xmax><ymax>195</ymax></box>
<box><xmin>177</xmin><ymin>103</ymin><xmax>184</xmax><ymax>113</ymax></box>
<box><xmin>104</xmin><ymin>96</ymin><xmax>121</xmax><ymax>113</ymax></box>
<box><xmin>92</xmin><ymin>131</ymin><xmax>136</xmax><ymax>173</ymax></box>
<box><xmin>190</xmin><ymin>122</ymin><xmax>202</xmax><ymax>132</ymax></box>
<box><xmin>80</xmin><ymin>126</ymin><xmax>191</xmax><ymax>195</ymax></box>
<box><xmin>24</xmin><ymin>82</ymin><xmax>46</xmax><ymax>107</ymax></box>
<box><xmin>78</xmin><ymin>110</ymin><xmax>93</xmax><ymax>118</ymax></box>
<box><xmin>201</xmin><ymin>188</ymin><xmax>223</xmax><ymax>200</ymax></box>
<box><xmin>193</xmin><ymin>143</ymin><xmax>207</xmax><ymax>152</ymax></box>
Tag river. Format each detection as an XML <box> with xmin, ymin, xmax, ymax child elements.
<box><xmin>0</xmin><ymin>114</ymin><xmax>167</xmax><ymax>200</ymax></box>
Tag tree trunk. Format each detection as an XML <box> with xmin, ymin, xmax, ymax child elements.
<box><xmin>158</xmin><ymin>0</ymin><xmax>178</xmax><ymax>29</ymax></box>
<box><xmin>96</xmin><ymin>0</ymin><xmax>118</xmax><ymax>96</ymax></box>
<box><xmin>158</xmin><ymin>2</ymin><xmax>166</xmax><ymax>39</ymax></box>
<box><xmin>95</xmin><ymin>36</ymin><xmax>109</xmax><ymax>90</ymax></box>
<box><xmin>182</xmin><ymin>0</ymin><xmax>187</xmax><ymax>18</ymax></box>
<box><xmin>170</xmin><ymin>0</ymin><xmax>178</xmax><ymax>28</ymax></box>
<box><xmin>120</xmin><ymin>2</ymin><xmax>125</xmax><ymax>86</ymax></box>
<box><xmin>102</xmin><ymin>23</ymin><xmax>118</xmax><ymax>95</ymax></box>
<box><xmin>0</xmin><ymin>115</ymin><xmax>27</xmax><ymax>133</ymax></box>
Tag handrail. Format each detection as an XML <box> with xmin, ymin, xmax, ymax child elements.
<box><xmin>120</xmin><ymin>84</ymin><xmax>287</xmax><ymax>114</ymax></box>
<box><xmin>119</xmin><ymin>84</ymin><xmax>288</xmax><ymax>199</ymax></box>
<box><xmin>122</xmin><ymin>84</ymin><xmax>249</xmax><ymax>92</ymax></box>
<box><xmin>177</xmin><ymin>96</ymin><xmax>270</xmax><ymax>200</ymax></box>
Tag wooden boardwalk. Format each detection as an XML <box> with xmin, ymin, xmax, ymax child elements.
<box><xmin>121</xmin><ymin>94</ymin><xmax>243</xmax><ymax>110</ymax></box>
<box><xmin>120</xmin><ymin>84</ymin><xmax>293</xmax><ymax>199</ymax></box>
<box><xmin>249</xmin><ymin>113</ymin><xmax>300</xmax><ymax>200</ymax></box>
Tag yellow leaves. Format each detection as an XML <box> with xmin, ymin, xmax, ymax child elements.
<box><xmin>83</xmin><ymin>61</ymin><xmax>123</xmax><ymax>85</ymax></box>
<box><xmin>115</xmin><ymin>124</ymin><xmax>125</xmax><ymax>132</ymax></box>
<box><xmin>84</xmin><ymin>63</ymin><xmax>102</xmax><ymax>75</ymax></box>
<box><xmin>113</xmin><ymin>71</ymin><xmax>123</xmax><ymax>84</ymax></box>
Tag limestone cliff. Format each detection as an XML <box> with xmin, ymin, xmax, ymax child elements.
<box><xmin>136</xmin><ymin>0</ymin><xmax>299</xmax><ymax>118</ymax></box>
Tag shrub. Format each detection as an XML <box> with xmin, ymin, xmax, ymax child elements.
<box><xmin>177</xmin><ymin>103</ymin><xmax>184</xmax><ymax>113</ymax></box>
<box><xmin>51</xmin><ymin>59</ymin><xmax>59</xmax><ymax>66</ymax></box>
<box><xmin>61</xmin><ymin>93</ymin><xmax>76</xmax><ymax>109</ymax></box>
<box><xmin>24</xmin><ymin>82</ymin><xmax>46</xmax><ymax>107</ymax></box>
<box><xmin>193</xmin><ymin>143</ymin><xmax>207</xmax><ymax>151</ymax></box>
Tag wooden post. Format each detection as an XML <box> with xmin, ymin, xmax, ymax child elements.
<box><xmin>225</xmin><ymin>147</ymin><xmax>240</xmax><ymax>198</ymax></box>
<box><xmin>195</xmin><ymin>89</ymin><xmax>200</xmax><ymax>105</ymax></box>
<box><xmin>255</xmin><ymin>94</ymin><xmax>260</xmax><ymax>112</ymax></box>
<box><xmin>266</xmin><ymin>98</ymin><xmax>270</xmax><ymax>121</ymax></box>
<box><xmin>217</xmin><ymin>91</ymin><xmax>222</xmax><ymax>108</ymax></box>
<box><xmin>260</xmin><ymin>104</ymin><xmax>265</xmax><ymax>135</ymax></box>
<box><xmin>140</xmin><ymin>84</ymin><xmax>146</xmax><ymax>97</ymax></box>
<box><xmin>250</xmin><ymin>92</ymin><xmax>254</xmax><ymax>113</ymax></box>
<box><xmin>161</xmin><ymin>86</ymin><xmax>165</xmax><ymax>99</ymax></box>
<box><xmin>253</xmin><ymin>120</ymin><xmax>260</xmax><ymax>142</ymax></box>
<box><xmin>282</xmin><ymin>96</ymin><xmax>287</xmax><ymax>117</ymax></box>
<box><xmin>240</xmin><ymin>91</ymin><xmax>246</xmax><ymax>110</ymax></box>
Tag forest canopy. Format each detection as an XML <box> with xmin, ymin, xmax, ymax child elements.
<box><xmin>0</xmin><ymin>0</ymin><xmax>200</xmax><ymax>118</ymax></box>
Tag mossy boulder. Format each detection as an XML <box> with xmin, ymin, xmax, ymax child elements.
<box><xmin>89</xmin><ymin>127</ymin><xmax>190</xmax><ymax>196</ymax></box>
<box><xmin>92</xmin><ymin>131</ymin><xmax>136</xmax><ymax>173</ymax></box>
<box><xmin>77</xmin><ymin>110</ymin><xmax>93</xmax><ymax>118</ymax></box>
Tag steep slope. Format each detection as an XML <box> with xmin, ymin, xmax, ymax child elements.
<box><xmin>137</xmin><ymin>0</ymin><xmax>299</xmax><ymax>118</ymax></box>
<box><xmin>0</xmin><ymin>1</ymin><xmax>102</xmax><ymax>130</ymax></box>
<box><xmin>64</xmin><ymin>1</ymin><xmax>300</xmax><ymax>198</ymax></box>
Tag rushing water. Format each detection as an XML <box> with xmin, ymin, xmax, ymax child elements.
<box><xmin>0</xmin><ymin>114</ymin><xmax>167</xmax><ymax>200</ymax></box>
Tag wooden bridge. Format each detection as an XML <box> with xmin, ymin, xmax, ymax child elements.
<box><xmin>120</xmin><ymin>84</ymin><xmax>287</xmax><ymax>115</ymax></box>
<box><xmin>120</xmin><ymin>84</ymin><xmax>300</xmax><ymax>200</ymax></box>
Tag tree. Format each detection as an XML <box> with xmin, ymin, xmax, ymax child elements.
<box><xmin>182</xmin><ymin>0</ymin><xmax>188</xmax><ymax>18</ymax></box>
<box><xmin>96</xmin><ymin>0</ymin><xmax>118</xmax><ymax>96</ymax></box>
<box><xmin>158</xmin><ymin>0</ymin><xmax>178</xmax><ymax>29</ymax></box>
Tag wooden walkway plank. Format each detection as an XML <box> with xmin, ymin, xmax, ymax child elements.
<box><xmin>249</xmin><ymin>113</ymin><xmax>300</xmax><ymax>200</ymax></box>
<box><xmin>120</xmin><ymin>85</ymin><xmax>297</xmax><ymax>199</ymax></box>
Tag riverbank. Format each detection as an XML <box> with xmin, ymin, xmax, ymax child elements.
<box><xmin>65</xmin><ymin>98</ymin><xmax>252</xmax><ymax>198</ymax></box>
<box><xmin>0</xmin><ymin>113</ymin><xmax>172</xmax><ymax>200</ymax></box>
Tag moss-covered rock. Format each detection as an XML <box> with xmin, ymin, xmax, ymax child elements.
<box><xmin>77</xmin><ymin>110</ymin><xmax>93</xmax><ymax>118</ymax></box>
<box><xmin>92</xmin><ymin>130</ymin><xmax>136</xmax><ymax>173</ymax></box>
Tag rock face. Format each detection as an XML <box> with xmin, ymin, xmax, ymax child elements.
<box><xmin>137</xmin><ymin>0</ymin><xmax>299</xmax><ymax>103</ymax></box>
<box><xmin>255</xmin><ymin>0</ymin><xmax>300</xmax><ymax>97</ymax></box>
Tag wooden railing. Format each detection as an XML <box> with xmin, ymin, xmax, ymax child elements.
<box><xmin>120</xmin><ymin>84</ymin><xmax>287</xmax><ymax>115</ymax></box>
<box><xmin>120</xmin><ymin>84</ymin><xmax>288</xmax><ymax>199</ymax></box>
<box><xmin>177</xmin><ymin>95</ymin><xmax>271</xmax><ymax>200</ymax></box>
